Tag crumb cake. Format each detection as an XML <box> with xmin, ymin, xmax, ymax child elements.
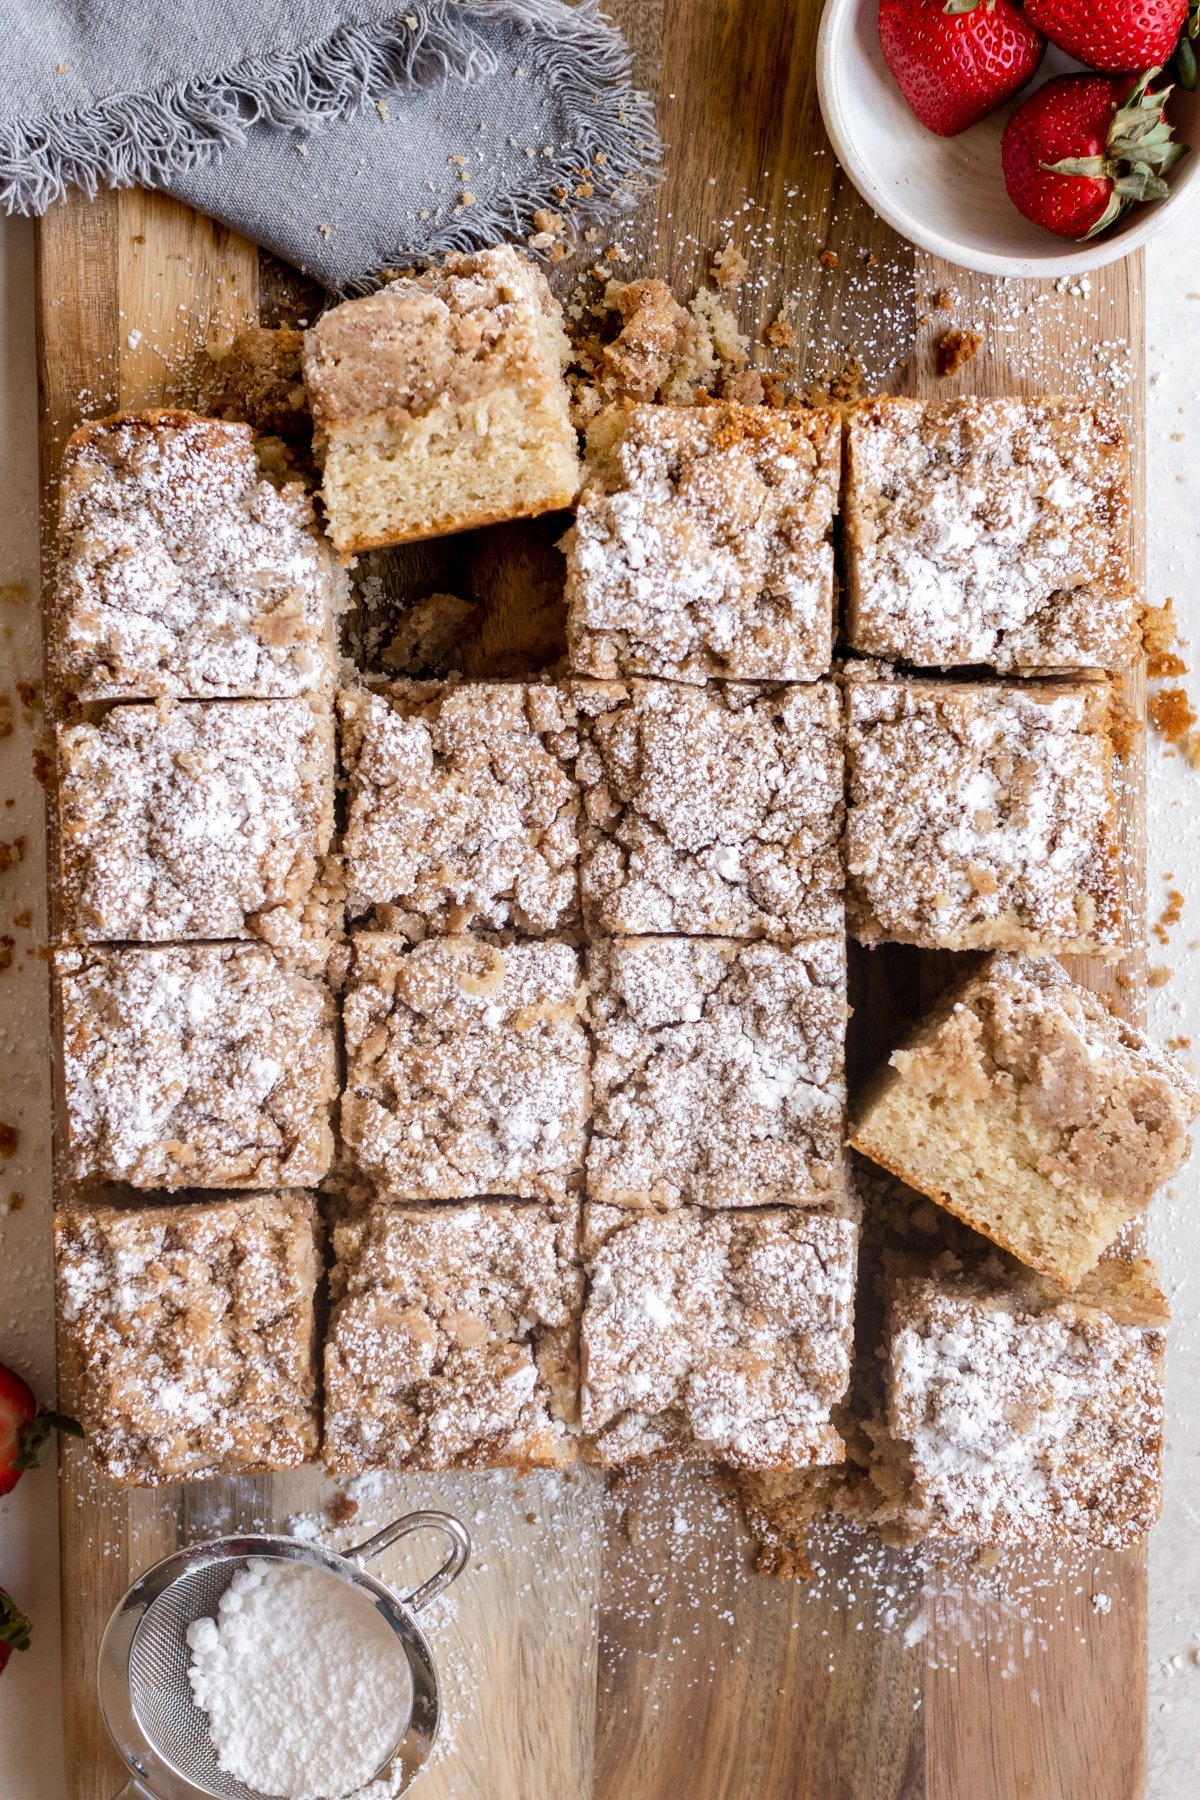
<box><xmin>55</xmin><ymin>1192</ymin><xmax>319</xmax><ymax>1485</ymax></box>
<box><xmin>202</xmin><ymin>326</ymin><xmax>310</xmax><ymax>440</ymax></box>
<box><xmin>56</xmin><ymin>944</ymin><xmax>337</xmax><ymax>1190</ymax></box>
<box><xmin>339</xmin><ymin>679</ymin><xmax>578</xmax><ymax>934</ymax></box>
<box><xmin>323</xmin><ymin>1200</ymin><xmax>581</xmax><ymax>1472</ymax></box>
<box><xmin>878</xmin><ymin>1255</ymin><xmax>1167</xmax><ymax>1548</ymax></box>
<box><xmin>844</xmin><ymin>396</ymin><xmax>1137</xmax><ymax>672</ymax></box>
<box><xmin>581</xmin><ymin>1206</ymin><xmax>856</xmax><ymax>1469</ymax></box>
<box><xmin>303</xmin><ymin>246</ymin><xmax>580</xmax><ymax>554</ymax></box>
<box><xmin>53</xmin><ymin>411</ymin><xmax>342</xmax><ymax>701</ymax></box>
<box><xmin>565</xmin><ymin>400</ymin><xmax>841</xmax><ymax>684</ymax></box>
<box><xmin>575</xmin><ymin>677</ymin><xmax>843</xmax><ymax>939</ymax></box>
<box><xmin>588</xmin><ymin>935</ymin><xmax>849</xmax><ymax>1210</ymax></box>
<box><xmin>57</xmin><ymin>699</ymin><xmax>335</xmax><ymax>943</ymax></box>
<box><xmin>844</xmin><ymin>670</ymin><xmax>1123</xmax><ymax>957</ymax></box>
<box><xmin>341</xmin><ymin>934</ymin><xmax>588</xmax><ymax>1201</ymax></box>
<box><xmin>851</xmin><ymin>953</ymin><xmax>1200</xmax><ymax>1288</ymax></box>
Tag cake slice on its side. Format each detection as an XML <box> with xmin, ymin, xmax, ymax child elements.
<box><xmin>303</xmin><ymin>246</ymin><xmax>580</xmax><ymax>554</ymax></box>
<box><xmin>850</xmin><ymin>952</ymin><xmax>1200</xmax><ymax>1289</ymax></box>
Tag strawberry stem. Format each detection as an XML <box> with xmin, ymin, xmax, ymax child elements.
<box><xmin>942</xmin><ymin>0</ymin><xmax>996</xmax><ymax>14</ymax></box>
<box><xmin>1042</xmin><ymin>69</ymin><xmax>1189</xmax><ymax>240</ymax></box>
<box><xmin>0</xmin><ymin>1590</ymin><xmax>31</xmax><ymax>1655</ymax></box>
<box><xmin>13</xmin><ymin>1408</ymin><xmax>84</xmax><ymax>1471</ymax></box>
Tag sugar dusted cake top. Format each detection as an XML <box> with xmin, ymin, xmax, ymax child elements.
<box><xmin>886</xmin><ymin>1258</ymin><xmax>1167</xmax><ymax>1548</ymax></box>
<box><xmin>56</xmin><ymin>1192</ymin><xmax>319</xmax><ymax>1485</ymax></box>
<box><xmin>566</xmin><ymin>400</ymin><xmax>841</xmax><ymax>684</ymax></box>
<box><xmin>845</xmin><ymin>669</ymin><xmax>1123</xmax><ymax>957</ymax></box>
<box><xmin>588</xmin><ymin>935</ymin><xmax>849</xmax><ymax>1211</ymax></box>
<box><xmin>58</xmin><ymin>699</ymin><xmax>335</xmax><ymax>944</ymax></box>
<box><xmin>338</xmin><ymin>679</ymin><xmax>579</xmax><ymax>933</ymax></box>
<box><xmin>324</xmin><ymin>1199</ymin><xmax>581</xmax><ymax>1472</ymax></box>
<box><xmin>54</xmin><ymin>410</ymin><xmax>341</xmax><ymax>701</ymax></box>
<box><xmin>845</xmin><ymin>396</ymin><xmax>1136</xmax><ymax>672</ymax></box>
<box><xmin>582</xmin><ymin>1205</ymin><xmax>856</xmax><ymax>1469</ymax></box>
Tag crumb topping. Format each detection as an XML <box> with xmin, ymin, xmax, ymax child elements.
<box><xmin>55</xmin><ymin>411</ymin><xmax>340</xmax><ymax>700</ymax></box>
<box><xmin>575</xmin><ymin>677</ymin><xmax>843</xmax><ymax>938</ymax></box>
<box><xmin>324</xmin><ymin>1200</ymin><xmax>581</xmax><ymax>1471</ymax></box>
<box><xmin>845</xmin><ymin>672</ymin><xmax>1123</xmax><ymax>956</ymax></box>
<box><xmin>58</xmin><ymin>699</ymin><xmax>334</xmax><ymax>942</ymax></box>
<box><xmin>845</xmin><ymin>397</ymin><xmax>1137</xmax><ymax>672</ymax></box>
<box><xmin>566</xmin><ymin>401</ymin><xmax>840</xmax><ymax>684</ymax></box>
<box><xmin>588</xmin><ymin>935</ymin><xmax>848</xmax><ymax>1209</ymax></box>
<box><xmin>56</xmin><ymin>1193</ymin><xmax>319</xmax><ymax>1484</ymax></box>
<box><xmin>57</xmin><ymin>945</ymin><xmax>337</xmax><ymax>1189</ymax></box>
<box><xmin>338</xmin><ymin>680</ymin><xmax>579</xmax><ymax>934</ymax></box>
<box><xmin>582</xmin><ymin>1206</ymin><xmax>856</xmax><ymax>1469</ymax></box>
<box><xmin>341</xmin><ymin>934</ymin><xmax>588</xmax><ymax>1201</ymax></box>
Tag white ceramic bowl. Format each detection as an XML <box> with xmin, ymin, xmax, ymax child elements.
<box><xmin>817</xmin><ymin>0</ymin><xmax>1200</xmax><ymax>275</ymax></box>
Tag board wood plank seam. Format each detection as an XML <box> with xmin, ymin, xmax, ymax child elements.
<box><xmin>35</xmin><ymin>4</ymin><xmax>1149</xmax><ymax>1795</ymax></box>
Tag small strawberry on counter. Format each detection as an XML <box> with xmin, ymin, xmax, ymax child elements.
<box><xmin>0</xmin><ymin>1587</ymin><xmax>31</xmax><ymax>1676</ymax></box>
<box><xmin>1002</xmin><ymin>67</ymin><xmax>1187</xmax><ymax>236</ymax></box>
<box><xmin>0</xmin><ymin>1360</ymin><xmax>81</xmax><ymax>1496</ymax></box>
<box><xmin>878</xmin><ymin>0</ymin><xmax>1045</xmax><ymax>135</ymax></box>
<box><xmin>1024</xmin><ymin>0</ymin><xmax>1188</xmax><ymax>75</ymax></box>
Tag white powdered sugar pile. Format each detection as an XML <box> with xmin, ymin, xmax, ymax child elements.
<box><xmin>186</xmin><ymin>1559</ymin><xmax>412</xmax><ymax>1799</ymax></box>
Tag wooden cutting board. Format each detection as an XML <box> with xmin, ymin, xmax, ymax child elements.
<box><xmin>36</xmin><ymin>2</ymin><xmax>1149</xmax><ymax>1796</ymax></box>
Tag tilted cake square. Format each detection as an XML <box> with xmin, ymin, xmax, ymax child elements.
<box><xmin>879</xmin><ymin>1255</ymin><xmax>1167</xmax><ymax>1548</ymax></box>
<box><xmin>844</xmin><ymin>669</ymin><xmax>1123</xmax><ymax>958</ymax></box>
<box><xmin>323</xmin><ymin>1199</ymin><xmax>581</xmax><ymax>1472</ymax></box>
<box><xmin>57</xmin><ymin>699</ymin><xmax>335</xmax><ymax>943</ymax></box>
<box><xmin>843</xmin><ymin>397</ymin><xmax>1137</xmax><ymax>673</ymax></box>
<box><xmin>303</xmin><ymin>246</ymin><xmax>580</xmax><ymax>554</ymax></box>
<box><xmin>566</xmin><ymin>400</ymin><xmax>841</xmax><ymax>684</ymax></box>
<box><xmin>338</xmin><ymin>679</ymin><xmax>579</xmax><ymax>934</ymax></box>
<box><xmin>341</xmin><ymin>934</ymin><xmax>588</xmax><ymax>1201</ymax></box>
<box><xmin>574</xmin><ymin>677</ymin><xmax>843</xmax><ymax>939</ymax></box>
<box><xmin>53</xmin><ymin>410</ymin><xmax>342</xmax><ymax>701</ymax></box>
<box><xmin>851</xmin><ymin>953</ymin><xmax>1200</xmax><ymax>1288</ymax></box>
<box><xmin>581</xmin><ymin>1205</ymin><xmax>856</xmax><ymax>1469</ymax></box>
<box><xmin>587</xmin><ymin>935</ymin><xmax>849</xmax><ymax>1211</ymax></box>
<box><xmin>56</xmin><ymin>1192</ymin><xmax>320</xmax><ymax>1485</ymax></box>
<box><xmin>56</xmin><ymin>944</ymin><xmax>337</xmax><ymax>1190</ymax></box>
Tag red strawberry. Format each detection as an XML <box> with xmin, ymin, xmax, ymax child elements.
<box><xmin>879</xmin><ymin>0</ymin><xmax>1046</xmax><ymax>136</ymax></box>
<box><xmin>0</xmin><ymin>1587</ymin><xmax>31</xmax><ymax>1676</ymax></box>
<box><xmin>0</xmin><ymin>1362</ymin><xmax>82</xmax><ymax>1497</ymax></box>
<box><xmin>1024</xmin><ymin>0</ymin><xmax>1188</xmax><ymax>74</ymax></box>
<box><xmin>1002</xmin><ymin>69</ymin><xmax>1187</xmax><ymax>237</ymax></box>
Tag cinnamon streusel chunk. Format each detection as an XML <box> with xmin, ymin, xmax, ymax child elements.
<box><xmin>566</xmin><ymin>401</ymin><xmax>841</xmax><ymax>684</ymax></box>
<box><xmin>844</xmin><ymin>396</ymin><xmax>1137</xmax><ymax>672</ymax></box>
<box><xmin>304</xmin><ymin>246</ymin><xmax>580</xmax><ymax>554</ymax></box>
<box><xmin>575</xmin><ymin>678</ymin><xmax>843</xmax><ymax>939</ymax></box>
<box><xmin>54</xmin><ymin>411</ymin><xmax>343</xmax><ymax>700</ymax></box>
<box><xmin>878</xmin><ymin>1255</ymin><xmax>1167</xmax><ymax>1547</ymax></box>
<box><xmin>57</xmin><ymin>699</ymin><xmax>335</xmax><ymax>943</ymax></box>
<box><xmin>202</xmin><ymin>326</ymin><xmax>310</xmax><ymax>441</ymax></box>
<box><xmin>341</xmin><ymin>934</ymin><xmax>588</xmax><ymax>1200</ymax></box>
<box><xmin>844</xmin><ymin>670</ymin><xmax>1123</xmax><ymax>957</ymax></box>
<box><xmin>851</xmin><ymin>952</ymin><xmax>1200</xmax><ymax>1288</ymax></box>
<box><xmin>324</xmin><ymin>1200</ymin><xmax>581</xmax><ymax>1472</ymax></box>
<box><xmin>588</xmin><ymin>936</ymin><xmax>849</xmax><ymax>1210</ymax></box>
<box><xmin>56</xmin><ymin>1192</ymin><xmax>319</xmax><ymax>1485</ymax></box>
<box><xmin>339</xmin><ymin>680</ymin><xmax>578</xmax><ymax>934</ymax></box>
<box><xmin>581</xmin><ymin>1205</ymin><xmax>856</xmax><ymax>1469</ymax></box>
<box><xmin>56</xmin><ymin>945</ymin><xmax>337</xmax><ymax>1189</ymax></box>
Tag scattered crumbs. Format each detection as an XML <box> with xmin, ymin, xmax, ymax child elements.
<box><xmin>375</xmin><ymin>99</ymin><xmax>389</xmax><ymax>122</ymax></box>
<box><xmin>1143</xmin><ymin>599</ymin><xmax>1186</xmax><ymax>677</ymax></box>
<box><xmin>819</xmin><ymin>249</ymin><xmax>839</xmax><ymax>269</ymax></box>
<box><xmin>1165</xmin><ymin>1035</ymin><xmax>1191</xmax><ymax>1052</ymax></box>
<box><xmin>318</xmin><ymin>224</ymin><xmax>332</xmax><ymax>239</ymax></box>
<box><xmin>0</xmin><ymin>1190</ymin><xmax>23</xmax><ymax>1216</ymax></box>
<box><xmin>0</xmin><ymin>935</ymin><xmax>13</xmax><ymax>972</ymax></box>
<box><xmin>1148</xmin><ymin>966</ymin><xmax>1173</xmax><ymax>988</ymax></box>
<box><xmin>711</xmin><ymin>241</ymin><xmax>749</xmax><ymax>289</ymax></box>
<box><xmin>936</xmin><ymin>327</ymin><xmax>983</xmax><ymax>377</ymax></box>
<box><xmin>0</xmin><ymin>1122</ymin><xmax>18</xmax><ymax>1157</ymax></box>
<box><xmin>1153</xmin><ymin>889</ymin><xmax>1185</xmax><ymax>945</ymax></box>
<box><xmin>933</xmin><ymin>289</ymin><xmax>954</xmax><ymax>312</ymax></box>
<box><xmin>765</xmin><ymin>311</ymin><xmax>795</xmax><ymax>349</ymax></box>
<box><xmin>0</xmin><ymin>837</ymin><xmax>24</xmax><ymax>872</ymax></box>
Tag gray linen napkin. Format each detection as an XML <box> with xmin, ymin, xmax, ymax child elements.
<box><xmin>0</xmin><ymin>0</ymin><xmax>658</xmax><ymax>291</ymax></box>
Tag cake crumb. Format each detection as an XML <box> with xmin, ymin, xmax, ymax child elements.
<box><xmin>936</xmin><ymin>327</ymin><xmax>983</xmax><ymax>376</ymax></box>
<box><xmin>711</xmin><ymin>241</ymin><xmax>749</xmax><ymax>289</ymax></box>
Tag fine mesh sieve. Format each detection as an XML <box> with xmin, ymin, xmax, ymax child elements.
<box><xmin>97</xmin><ymin>1511</ymin><xmax>471</xmax><ymax>1800</ymax></box>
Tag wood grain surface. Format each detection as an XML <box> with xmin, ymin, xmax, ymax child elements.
<box><xmin>36</xmin><ymin>1</ymin><xmax>1150</xmax><ymax>1796</ymax></box>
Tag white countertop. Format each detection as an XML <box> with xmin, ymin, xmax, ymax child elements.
<box><xmin>0</xmin><ymin>211</ymin><xmax>1197</xmax><ymax>1798</ymax></box>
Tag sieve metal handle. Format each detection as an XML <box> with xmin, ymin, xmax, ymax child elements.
<box><xmin>346</xmin><ymin>1510</ymin><xmax>471</xmax><ymax>1614</ymax></box>
<box><xmin>110</xmin><ymin>1780</ymin><xmax>155</xmax><ymax>1799</ymax></box>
